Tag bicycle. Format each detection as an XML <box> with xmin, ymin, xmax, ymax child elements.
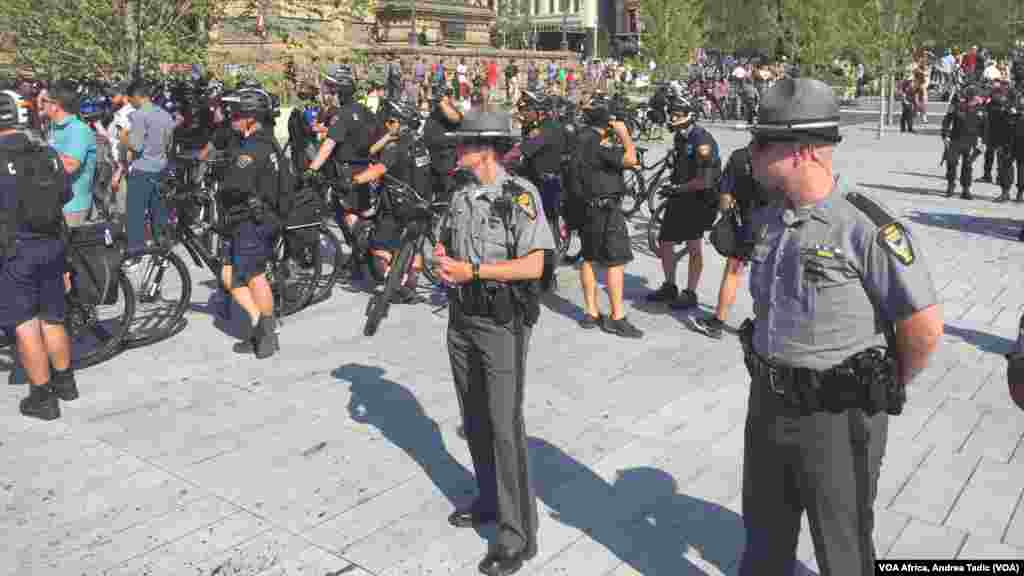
<box><xmin>364</xmin><ymin>174</ymin><xmax>440</xmax><ymax>337</ymax></box>
<box><xmin>64</xmin><ymin>225</ymin><xmax>137</xmax><ymax>368</ymax></box>
<box><xmin>620</xmin><ymin>147</ymin><xmax>674</xmax><ymax>218</ymax></box>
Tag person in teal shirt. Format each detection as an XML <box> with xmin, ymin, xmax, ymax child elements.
<box><xmin>40</xmin><ymin>81</ymin><xmax>96</xmax><ymax>226</ymax></box>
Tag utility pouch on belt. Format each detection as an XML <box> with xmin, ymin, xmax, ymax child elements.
<box><xmin>739</xmin><ymin>318</ymin><xmax>902</xmax><ymax>415</ymax></box>
<box><xmin>490</xmin><ymin>284</ymin><xmax>514</xmax><ymax>325</ymax></box>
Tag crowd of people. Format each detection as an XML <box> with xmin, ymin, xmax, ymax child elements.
<box><xmin>2</xmin><ymin>42</ymin><xmax>1014</xmax><ymax>576</ymax></box>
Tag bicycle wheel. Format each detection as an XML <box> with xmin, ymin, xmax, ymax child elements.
<box><xmin>364</xmin><ymin>238</ymin><xmax>416</xmax><ymax>337</ymax></box>
<box><xmin>271</xmin><ymin>229</ymin><xmax>322</xmax><ymax>317</ymax></box>
<box><xmin>647</xmin><ymin>201</ymin><xmax>666</xmax><ymax>254</ymax></box>
<box><xmin>620</xmin><ymin>168</ymin><xmax>646</xmax><ymax>218</ymax></box>
<box><xmin>309</xmin><ymin>227</ymin><xmax>344</xmax><ymax>305</ymax></box>
<box><xmin>121</xmin><ymin>248</ymin><xmax>192</xmax><ymax>349</ymax></box>
<box><xmin>66</xmin><ymin>271</ymin><xmax>136</xmax><ymax>369</ymax></box>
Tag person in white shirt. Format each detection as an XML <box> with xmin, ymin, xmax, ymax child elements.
<box><xmin>456</xmin><ymin>59</ymin><xmax>468</xmax><ymax>99</ymax></box>
<box><xmin>108</xmin><ymin>82</ymin><xmax>135</xmax><ymax>214</ymax></box>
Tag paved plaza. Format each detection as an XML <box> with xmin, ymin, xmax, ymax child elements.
<box><xmin>2</xmin><ymin>120</ymin><xmax>1024</xmax><ymax>575</ymax></box>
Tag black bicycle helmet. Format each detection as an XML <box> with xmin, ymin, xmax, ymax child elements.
<box><xmin>517</xmin><ymin>90</ymin><xmax>547</xmax><ymax>111</ymax></box>
<box><xmin>379</xmin><ymin>98</ymin><xmax>420</xmax><ymax>128</ymax></box>
<box><xmin>0</xmin><ymin>90</ymin><xmax>30</xmax><ymax>128</ymax></box>
<box><xmin>667</xmin><ymin>93</ymin><xmax>695</xmax><ymax>115</ymax></box>
<box><xmin>221</xmin><ymin>88</ymin><xmax>273</xmax><ymax>117</ymax></box>
<box><xmin>582</xmin><ymin>94</ymin><xmax>611</xmax><ymax>125</ymax></box>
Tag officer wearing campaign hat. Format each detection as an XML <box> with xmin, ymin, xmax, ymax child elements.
<box><xmin>737</xmin><ymin>78</ymin><xmax>944</xmax><ymax>576</ymax></box>
<box><xmin>432</xmin><ymin>109</ymin><xmax>553</xmax><ymax>576</ymax></box>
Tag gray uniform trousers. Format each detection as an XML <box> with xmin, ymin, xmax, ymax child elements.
<box><xmin>447</xmin><ymin>304</ymin><xmax>539</xmax><ymax>555</ymax></box>
<box><xmin>739</xmin><ymin>373</ymin><xmax>889</xmax><ymax>576</ymax></box>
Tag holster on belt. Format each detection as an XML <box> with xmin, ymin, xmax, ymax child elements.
<box><xmin>450</xmin><ymin>280</ymin><xmax>515</xmax><ymax>325</ymax></box>
<box><xmin>739</xmin><ymin>318</ymin><xmax>903</xmax><ymax>416</ymax></box>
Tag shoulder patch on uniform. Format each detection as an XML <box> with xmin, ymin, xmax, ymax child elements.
<box><xmin>697</xmin><ymin>144</ymin><xmax>712</xmax><ymax>158</ymax></box>
<box><xmin>515</xmin><ymin>192</ymin><xmax>536</xmax><ymax>221</ymax></box>
<box><xmin>878</xmin><ymin>222</ymin><xmax>915</xmax><ymax>265</ymax></box>
<box><xmin>236</xmin><ymin>154</ymin><xmax>254</xmax><ymax>169</ymax></box>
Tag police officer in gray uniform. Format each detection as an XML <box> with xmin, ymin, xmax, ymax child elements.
<box><xmin>738</xmin><ymin>78</ymin><xmax>944</xmax><ymax>575</ymax></box>
<box><xmin>432</xmin><ymin>110</ymin><xmax>555</xmax><ymax>576</ymax></box>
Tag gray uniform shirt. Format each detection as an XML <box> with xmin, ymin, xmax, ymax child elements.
<box><xmin>447</xmin><ymin>166</ymin><xmax>555</xmax><ymax>265</ymax></box>
<box><xmin>748</xmin><ymin>177</ymin><xmax>938</xmax><ymax>371</ymax></box>
<box><xmin>127</xmin><ymin>102</ymin><xmax>174</xmax><ymax>174</ymax></box>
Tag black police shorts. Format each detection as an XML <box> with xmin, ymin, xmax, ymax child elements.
<box><xmin>371</xmin><ymin>215</ymin><xmax>403</xmax><ymax>251</ymax></box>
<box><xmin>581</xmin><ymin>206</ymin><xmax>633</xmax><ymax>267</ymax></box>
<box><xmin>658</xmin><ymin>195</ymin><xmax>717</xmax><ymax>243</ymax></box>
<box><xmin>227</xmin><ymin>222</ymin><xmax>274</xmax><ymax>286</ymax></box>
<box><xmin>351</xmin><ymin>183</ymin><xmax>373</xmax><ymax>213</ymax></box>
<box><xmin>0</xmin><ymin>238</ymin><xmax>67</xmax><ymax>328</ymax></box>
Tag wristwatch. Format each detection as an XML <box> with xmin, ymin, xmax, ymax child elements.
<box><xmin>472</xmin><ymin>262</ymin><xmax>480</xmax><ymax>281</ymax></box>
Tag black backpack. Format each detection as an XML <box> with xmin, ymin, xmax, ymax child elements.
<box><xmin>0</xmin><ymin>140</ymin><xmax>68</xmax><ymax>261</ymax></box>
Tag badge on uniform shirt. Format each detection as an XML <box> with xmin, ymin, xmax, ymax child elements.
<box><xmin>515</xmin><ymin>192</ymin><xmax>536</xmax><ymax>221</ymax></box>
<box><xmin>236</xmin><ymin>154</ymin><xmax>254</xmax><ymax>169</ymax></box>
<box><xmin>878</xmin><ymin>222</ymin><xmax>914</xmax><ymax>265</ymax></box>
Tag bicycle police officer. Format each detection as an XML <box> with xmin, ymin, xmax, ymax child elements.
<box><xmin>0</xmin><ymin>90</ymin><xmax>77</xmax><ymax>420</ymax></box>
<box><xmin>219</xmin><ymin>88</ymin><xmax>291</xmax><ymax>359</ymax></box>
<box><xmin>359</xmin><ymin>98</ymin><xmax>432</xmax><ymax>304</ymax></box>
<box><xmin>432</xmin><ymin>110</ymin><xmax>554</xmax><ymax>576</ymax></box>
<box><xmin>510</xmin><ymin>90</ymin><xmax>566</xmax><ymax>253</ymax></box>
<box><xmin>738</xmin><ymin>78</ymin><xmax>944</xmax><ymax>575</ymax></box>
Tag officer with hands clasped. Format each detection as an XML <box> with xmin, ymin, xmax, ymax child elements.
<box><xmin>0</xmin><ymin>90</ymin><xmax>77</xmax><ymax>420</ymax></box>
<box><xmin>219</xmin><ymin>88</ymin><xmax>291</xmax><ymax>359</ymax></box>
<box><xmin>738</xmin><ymin>78</ymin><xmax>944</xmax><ymax>575</ymax></box>
<box><xmin>432</xmin><ymin>110</ymin><xmax>554</xmax><ymax>576</ymax></box>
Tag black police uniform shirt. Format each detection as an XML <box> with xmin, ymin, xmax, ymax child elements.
<box><xmin>985</xmin><ymin>91</ymin><xmax>1012</xmax><ymax>147</ymax></box>
<box><xmin>0</xmin><ymin>132</ymin><xmax>70</xmax><ymax>240</ymax></box>
<box><xmin>379</xmin><ymin>131</ymin><xmax>432</xmax><ymax>208</ymax></box>
<box><xmin>518</xmin><ymin>117</ymin><xmax>565</xmax><ymax>180</ymax></box>
<box><xmin>943</xmin><ymin>101</ymin><xmax>986</xmax><ymax>143</ymax></box>
<box><xmin>422</xmin><ymin>108</ymin><xmax>460</xmax><ymax>171</ymax></box>
<box><xmin>575</xmin><ymin>126</ymin><xmax>627</xmax><ymax>200</ymax></box>
<box><xmin>722</xmin><ymin>147</ymin><xmax>771</xmax><ymax>220</ymax></box>
<box><xmin>671</xmin><ymin>124</ymin><xmax>720</xmax><ymax>204</ymax></box>
<box><xmin>326</xmin><ymin>101</ymin><xmax>374</xmax><ymax>166</ymax></box>
<box><xmin>220</xmin><ymin>128</ymin><xmax>281</xmax><ymax>215</ymax></box>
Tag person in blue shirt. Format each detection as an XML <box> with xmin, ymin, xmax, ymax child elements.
<box><xmin>40</xmin><ymin>81</ymin><xmax>96</xmax><ymax>227</ymax></box>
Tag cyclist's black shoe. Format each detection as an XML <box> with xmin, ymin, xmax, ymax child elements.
<box><xmin>691</xmin><ymin>316</ymin><xmax>724</xmax><ymax>339</ymax></box>
<box><xmin>670</xmin><ymin>289</ymin><xmax>699</xmax><ymax>310</ymax></box>
<box><xmin>601</xmin><ymin>316</ymin><xmax>644</xmax><ymax>339</ymax></box>
<box><xmin>20</xmin><ymin>384</ymin><xmax>60</xmax><ymax>421</ymax></box>
<box><xmin>646</xmin><ymin>282</ymin><xmax>678</xmax><ymax>303</ymax></box>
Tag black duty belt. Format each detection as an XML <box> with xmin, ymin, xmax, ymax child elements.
<box><xmin>449</xmin><ymin>280</ymin><xmax>516</xmax><ymax>325</ymax></box>
<box><xmin>739</xmin><ymin>319</ymin><xmax>903</xmax><ymax>416</ymax></box>
<box><xmin>586</xmin><ymin>196</ymin><xmax>620</xmax><ymax>209</ymax></box>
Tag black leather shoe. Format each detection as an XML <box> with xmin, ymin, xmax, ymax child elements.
<box><xmin>477</xmin><ymin>547</ymin><xmax>535</xmax><ymax>576</ymax></box>
<box><xmin>448</xmin><ymin>506</ymin><xmax>496</xmax><ymax>528</ymax></box>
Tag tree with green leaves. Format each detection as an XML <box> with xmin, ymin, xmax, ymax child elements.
<box><xmin>11</xmin><ymin>0</ymin><xmax>221</xmax><ymax>80</ymax></box>
<box><xmin>637</xmin><ymin>0</ymin><xmax>704</xmax><ymax>79</ymax></box>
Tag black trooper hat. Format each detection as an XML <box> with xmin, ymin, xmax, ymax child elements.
<box><xmin>750</xmin><ymin>78</ymin><xmax>842</xmax><ymax>144</ymax></box>
<box><xmin>442</xmin><ymin>110</ymin><xmax>516</xmax><ymax>145</ymax></box>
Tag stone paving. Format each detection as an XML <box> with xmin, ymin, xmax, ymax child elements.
<box><xmin>3</xmin><ymin>119</ymin><xmax>1024</xmax><ymax>575</ymax></box>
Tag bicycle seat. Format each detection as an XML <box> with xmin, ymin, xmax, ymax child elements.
<box><xmin>636</xmin><ymin>146</ymin><xmax>649</xmax><ymax>156</ymax></box>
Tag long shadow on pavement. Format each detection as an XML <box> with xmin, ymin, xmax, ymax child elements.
<box><xmin>334</xmin><ymin>363</ymin><xmax>483</xmax><ymax>536</ymax></box>
<box><xmin>332</xmin><ymin>365</ymin><xmax>819</xmax><ymax>574</ymax></box>
<box><xmin>858</xmin><ymin>182</ymin><xmax>947</xmax><ymax>199</ymax></box>
<box><xmin>903</xmin><ymin>210</ymin><xmax>1023</xmax><ymax>241</ymax></box>
<box><xmin>944</xmin><ymin>324</ymin><xmax>1018</xmax><ymax>356</ymax></box>
<box><xmin>889</xmin><ymin>170</ymin><xmax>949</xmax><ymax>181</ymax></box>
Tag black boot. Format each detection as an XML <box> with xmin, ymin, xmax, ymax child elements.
<box><xmin>945</xmin><ymin>182</ymin><xmax>955</xmax><ymax>197</ymax></box>
<box><xmin>20</xmin><ymin>383</ymin><xmax>60</xmax><ymax>421</ymax></box>
<box><xmin>961</xmin><ymin>187</ymin><xmax>973</xmax><ymax>200</ymax></box>
<box><xmin>50</xmin><ymin>367</ymin><xmax>78</xmax><ymax>401</ymax></box>
<box><xmin>996</xmin><ymin>188</ymin><xmax>1010</xmax><ymax>202</ymax></box>
<box><xmin>1017</xmin><ymin>188</ymin><xmax>1023</xmax><ymax>203</ymax></box>
<box><xmin>255</xmin><ymin>316</ymin><xmax>277</xmax><ymax>359</ymax></box>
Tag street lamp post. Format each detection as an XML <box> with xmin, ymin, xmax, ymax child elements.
<box><xmin>410</xmin><ymin>0</ymin><xmax>417</xmax><ymax>45</ymax></box>
<box><xmin>134</xmin><ymin>0</ymin><xmax>143</xmax><ymax>80</ymax></box>
<box><xmin>560</xmin><ymin>13</ymin><xmax>568</xmax><ymax>51</ymax></box>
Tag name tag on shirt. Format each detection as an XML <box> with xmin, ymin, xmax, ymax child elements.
<box><xmin>415</xmin><ymin>153</ymin><xmax>431</xmax><ymax>168</ymax></box>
